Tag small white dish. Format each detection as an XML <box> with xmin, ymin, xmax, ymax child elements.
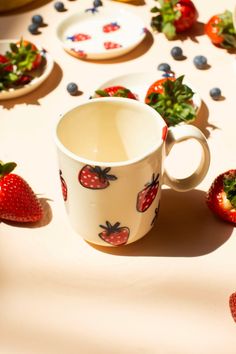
<box><xmin>56</xmin><ymin>7</ymin><xmax>147</xmax><ymax>60</ymax></box>
<box><xmin>94</xmin><ymin>71</ymin><xmax>202</xmax><ymax>113</ymax></box>
<box><xmin>0</xmin><ymin>39</ymin><xmax>54</xmax><ymax>100</ymax></box>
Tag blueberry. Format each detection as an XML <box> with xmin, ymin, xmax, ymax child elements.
<box><xmin>171</xmin><ymin>46</ymin><xmax>183</xmax><ymax>60</ymax></box>
<box><xmin>67</xmin><ymin>82</ymin><xmax>78</xmax><ymax>95</ymax></box>
<box><xmin>32</xmin><ymin>14</ymin><xmax>43</xmax><ymax>26</ymax></box>
<box><xmin>54</xmin><ymin>1</ymin><xmax>65</xmax><ymax>12</ymax></box>
<box><xmin>93</xmin><ymin>0</ymin><xmax>103</xmax><ymax>7</ymax></box>
<box><xmin>158</xmin><ymin>63</ymin><xmax>171</xmax><ymax>72</ymax></box>
<box><xmin>28</xmin><ymin>23</ymin><xmax>39</xmax><ymax>34</ymax></box>
<box><xmin>210</xmin><ymin>87</ymin><xmax>222</xmax><ymax>100</ymax></box>
<box><xmin>193</xmin><ymin>55</ymin><xmax>207</xmax><ymax>69</ymax></box>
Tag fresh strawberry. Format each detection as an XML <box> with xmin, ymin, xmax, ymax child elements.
<box><xmin>205</xmin><ymin>11</ymin><xmax>236</xmax><ymax>49</ymax></box>
<box><xmin>145</xmin><ymin>75</ymin><xmax>196</xmax><ymax>126</ymax></box>
<box><xmin>104</xmin><ymin>41</ymin><xmax>122</xmax><ymax>50</ymax></box>
<box><xmin>0</xmin><ymin>54</ymin><xmax>13</xmax><ymax>72</ymax></box>
<box><xmin>78</xmin><ymin>165</ymin><xmax>117</xmax><ymax>189</ymax></box>
<box><xmin>6</xmin><ymin>39</ymin><xmax>42</xmax><ymax>72</ymax></box>
<box><xmin>16</xmin><ymin>74</ymin><xmax>33</xmax><ymax>86</ymax></box>
<box><xmin>206</xmin><ymin>170</ymin><xmax>236</xmax><ymax>224</ymax></box>
<box><xmin>99</xmin><ymin>221</ymin><xmax>130</xmax><ymax>246</ymax></box>
<box><xmin>67</xmin><ymin>33</ymin><xmax>91</xmax><ymax>41</ymax></box>
<box><xmin>229</xmin><ymin>292</ymin><xmax>236</xmax><ymax>323</ymax></box>
<box><xmin>59</xmin><ymin>170</ymin><xmax>67</xmax><ymax>201</ymax></box>
<box><xmin>95</xmin><ymin>85</ymin><xmax>138</xmax><ymax>100</ymax></box>
<box><xmin>150</xmin><ymin>0</ymin><xmax>198</xmax><ymax>39</ymax></box>
<box><xmin>0</xmin><ymin>162</ymin><xmax>43</xmax><ymax>223</ymax></box>
<box><xmin>103</xmin><ymin>22</ymin><xmax>121</xmax><ymax>33</ymax></box>
<box><xmin>137</xmin><ymin>173</ymin><xmax>159</xmax><ymax>212</ymax></box>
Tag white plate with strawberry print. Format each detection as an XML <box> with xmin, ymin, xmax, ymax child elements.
<box><xmin>0</xmin><ymin>39</ymin><xmax>54</xmax><ymax>100</ymax></box>
<box><xmin>94</xmin><ymin>71</ymin><xmax>202</xmax><ymax>122</ymax></box>
<box><xmin>56</xmin><ymin>7</ymin><xmax>147</xmax><ymax>60</ymax></box>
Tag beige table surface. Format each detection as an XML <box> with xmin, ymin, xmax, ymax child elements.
<box><xmin>1</xmin><ymin>0</ymin><xmax>236</xmax><ymax>353</ymax></box>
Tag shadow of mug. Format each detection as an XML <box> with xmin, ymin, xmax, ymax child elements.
<box><xmin>90</xmin><ymin>188</ymin><xmax>234</xmax><ymax>257</ymax></box>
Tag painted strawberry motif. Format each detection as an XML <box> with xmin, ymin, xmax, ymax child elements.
<box><xmin>104</xmin><ymin>41</ymin><xmax>122</xmax><ymax>50</ymax></box>
<box><xmin>151</xmin><ymin>206</ymin><xmax>160</xmax><ymax>226</ymax></box>
<box><xmin>78</xmin><ymin>165</ymin><xmax>117</xmax><ymax>189</ymax></box>
<box><xmin>99</xmin><ymin>221</ymin><xmax>130</xmax><ymax>246</ymax></box>
<box><xmin>103</xmin><ymin>22</ymin><xmax>121</xmax><ymax>33</ymax></box>
<box><xmin>0</xmin><ymin>161</ymin><xmax>43</xmax><ymax>223</ymax></box>
<box><xmin>70</xmin><ymin>48</ymin><xmax>87</xmax><ymax>58</ymax></box>
<box><xmin>229</xmin><ymin>292</ymin><xmax>236</xmax><ymax>323</ymax></box>
<box><xmin>59</xmin><ymin>170</ymin><xmax>67</xmax><ymax>201</ymax></box>
<box><xmin>137</xmin><ymin>173</ymin><xmax>160</xmax><ymax>212</ymax></box>
<box><xmin>67</xmin><ymin>33</ymin><xmax>91</xmax><ymax>42</ymax></box>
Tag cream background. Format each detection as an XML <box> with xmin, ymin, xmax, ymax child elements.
<box><xmin>0</xmin><ymin>0</ymin><xmax>236</xmax><ymax>353</ymax></box>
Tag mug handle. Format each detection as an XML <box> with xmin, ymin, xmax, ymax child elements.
<box><xmin>163</xmin><ymin>124</ymin><xmax>210</xmax><ymax>192</ymax></box>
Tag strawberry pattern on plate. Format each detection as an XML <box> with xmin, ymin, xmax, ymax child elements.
<box><xmin>56</xmin><ymin>8</ymin><xmax>147</xmax><ymax>60</ymax></box>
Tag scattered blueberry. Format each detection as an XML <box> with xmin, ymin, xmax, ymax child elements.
<box><xmin>54</xmin><ymin>1</ymin><xmax>65</xmax><ymax>12</ymax></box>
<box><xmin>157</xmin><ymin>63</ymin><xmax>171</xmax><ymax>72</ymax></box>
<box><xmin>32</xmin><ymin>14</ymin><xmax>43</xmax><ymax>26</ymax></box>
<box><xmin>28</xmin><ymin>23</ymin><xmax>39</xmax><ymax>34</ymax></box>
<box><xmin>210</xmin><ymin>87</ymin><xmax>222</xmax><ymax>100</ymax></box>
<box><xmin>93</xmin><ymin>0</ymin><xmax>103</xmax><ymax>7</ymax></box>
<box><xmin>193</xmin><ymin>55</ymin><xmax>208</xmax><ymax>69</ymax></box>
<box><xmin>67</xmin><ymin>82</ymin><xmax>78</xmax><ymax>95</ymax></box>
<box><xmin>171</xmin><ymin>46</ymin><xmax>184</xmax><ymax>60</ymax></box>
<box><xmin>162</xmin><ymin>71</ymin><xmax>175</xmax><ymax>78</ymax></box>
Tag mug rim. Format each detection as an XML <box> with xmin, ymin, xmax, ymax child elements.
<box><xmin>54</xmin><ymin>97</ymin><xmax>167</xmax><ymax>167</ymax></box>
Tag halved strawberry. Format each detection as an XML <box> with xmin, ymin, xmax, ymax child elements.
<box><xmin>150</xmin><ymin>0</ymin><xmax>198</xmax><ymax>39</ymax></box>
<box><xmin>145</xmin><ymin>75</ymin><xmax>196</xmax><ymax>126</ymax></box>
<box><xmin>206</xmin><ymin>169</ymin><xmax>236</xmax><ymax>224</ymax></box>
<box><xmin>0</xmin><ymin>162</ymin><xmax>43</xmax><ymax>223</ymax></box>
<box><xmin>95</xmin><ymin>85</ymin><xmax>138</xmax><ymax>100</ymax></box>
<box><xmin>205</xmin><ymin>11</ymin><xmax>236</xmax><ymax>49</ymax></box>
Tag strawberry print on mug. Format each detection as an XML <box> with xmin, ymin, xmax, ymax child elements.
<box><xmin>59</xmin><ymin>169</ymin><xmax>67</xmax><ymax>201</ymax></box>
<box><xmin>78</xmin><ymin>165</ymin><xmax>117</xmax><ymax>189</ymax></box>
<box><xmin>99</xmin><ymin>221</ymin><xmax>130</xmax><ymax>246</ymax></box>
<box><xmin>137</xmin><ymin>173</ymin><xmax>160</xmax><ymax>212</ymax></box>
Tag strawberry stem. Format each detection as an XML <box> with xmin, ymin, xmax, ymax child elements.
<box><xmin>146</xmin><ymin>75</ymin><xmax>196</xmax><ymax>126</ymax></box>
<box><xmin>223</xmin><ymin>171</ymin><xmax>236</xmax><ymax>208</ymax></box>
<box><xmin>217</xmin><ymin>10</ymin><xmax>236</xmax><ymax>48</ymax></box>
<box><xmin>0</xmin><ymin>161</ymin><xmax>17</xmax><ymax>178</ymax></box>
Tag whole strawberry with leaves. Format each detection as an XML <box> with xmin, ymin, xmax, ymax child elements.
<box><xmin>145</xmin><ymin>75</ymin><xmax>196</xmax><ymax>126</ymax></box>
<box><xmin>205</xmin><ymin>10</ymin><xmax>236</xmax><ymax>49</ymax></box>
<box><xmin>150</xmin><ymin>0</ymin><xmax>198</xmax><ymax>39</ymax></box>
<box><xmin>95</xmin><ymin>85</ymin><xmax>137</xmax><ymax>100</ymax></box>
<box><xmin>206</xmin><ymin>169</ymin><xmax>236</xmax><ymax>224</ymax></box>
<box><xmin>0</xmin><ymin>161</ymin><xmax>43</xmax><ymax>223</ymax></box>
<box><xmin>6</xmin><ymin>39</ymin><xmax>42</xmax><ymax>72</ymax></box>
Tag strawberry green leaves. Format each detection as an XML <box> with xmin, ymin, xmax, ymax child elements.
<box><xmin>146</xmin><ymin>76</ymin><xmax>196</xmax><ymax>126</ymax></box>
<box><xmin>205</xmin><ymin>10</ymin><xmax>236</xmax><ymax>49</ymax></box>
<box><xmin>0</xmin><ymin>39</ymin><xmax>42</xmax><ymax>91</ymax></box>
<box><xmin>223</xmin><ymin>171</ymin><xmax>236</xmax><ymax>208</ymax></box>
<box><xmin>150</xmin><ymin>0</ymin><xmax>198</xmax><ymax>40</ymax></box>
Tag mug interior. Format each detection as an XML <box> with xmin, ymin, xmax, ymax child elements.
<box><xmin>56</xmin><ymin>98</ymin><xmax>164</xmax><ymax>164</ymax></box>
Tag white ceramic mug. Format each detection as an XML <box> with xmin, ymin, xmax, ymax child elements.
<box><xmin>54</xmin><ymin>97</ymin><xmax>210</xmax><ymax>246</ymax></box>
